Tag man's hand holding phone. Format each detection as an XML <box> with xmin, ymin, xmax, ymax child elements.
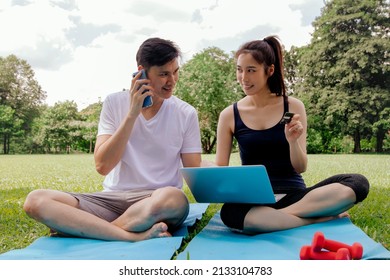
<box><xmin>131</xmin><ymin>69</ymin><xmax>153</xmax><ymax>108</ymax></box>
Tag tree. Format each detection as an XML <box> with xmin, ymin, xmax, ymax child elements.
<box><xmin>0</xmin><ymin>55</ymin><xmax>46</xmax><ymax>153</ymax></box>
<box><xmin>36</xmin><ymin>101</ymin><xmax>80</xmax><ymax>153</ymax></box>
<box><xmin>284</xmin><ymin>46</ymin><xmax>305</xmax><ymax>97</ymax></box>
<box><xmin>175</xmin><ymin>47</ymin><xmax>242</xmax><ymax>153</ymax></box>
<box><xmin>297</xmin><ymin>0</ymin><xmax>390</xmax><ymax>153</ymax></box>
<box><xmin>71</xmin><ymin>101</ymin><xmax>102</xmax><ymax>153</ymax></box>
<box><xmin>0</xmin><ymin>105</ymin><xmax>23</xmax><ymax>154</ymax></box>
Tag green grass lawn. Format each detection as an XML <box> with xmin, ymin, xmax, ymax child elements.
<box><xmin>0</xmin><ymin>153</ymin><xmax>389</xmax><ymax>255</ymax></box>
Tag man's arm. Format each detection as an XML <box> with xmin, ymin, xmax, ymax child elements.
<box><xmin>94</xmin><ymin>114</ymin><xmax>138</xmax><ymax>175</ymax></box>
<box><xmin>94</xmin><ymin>72</ymin><xmax>152</xmax><ymax>176</ymax></box>
<box><xmin>181</xmin><ymin>153</ymin><xmax>202</xmax><ymax>168</ymax></box>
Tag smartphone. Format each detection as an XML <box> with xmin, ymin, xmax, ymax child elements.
<box><xmin>280</xmin><ymin>112</ymin><xmax>294</xmax><ymax>124</ymax></box>
<box><xmin>132</xmin><ymin>69</ymin><xmax>153</xmax><ymax>108</ymax></box>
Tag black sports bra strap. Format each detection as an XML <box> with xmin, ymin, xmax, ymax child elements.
<box><xmin>283</xmin><ymin>95</ymin><xmax>289</xmax><ymax>113</ymax></box>
<box><xmin>233</xmin><ymin>102</ymin><xmax>239</xmax><ymax>130</ymax></box>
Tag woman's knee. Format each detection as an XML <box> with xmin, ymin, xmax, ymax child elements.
<box><xmin>340</xmin><ymin>174</ymin><xmax>370</xmax><ymax>203</ymax></box>
<box><xmin>221</xmin><ymin>203</ymin><xmax>252</xmax><ymax>230</ymax></box>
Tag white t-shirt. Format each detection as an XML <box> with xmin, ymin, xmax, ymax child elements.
<box><xmin>98</xmin><ymin>91</ymin><xmax>202</xmax><ymax>191</ymax></box>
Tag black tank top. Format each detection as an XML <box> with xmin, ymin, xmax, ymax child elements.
<box><xmin>233</xmin><ymin>97</ymin><xmax>306</xmax><ymax>192</ymax></box>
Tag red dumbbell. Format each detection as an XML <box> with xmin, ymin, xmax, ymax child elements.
<box><xmin>300</xmin><ymin>245</ymin><xmax>351</xmax><ymax>260</ymax></box>
<box><xmin>311</xmin><ymin>232</ymin><xmax>363</xmax><ymax>259</ymax></box>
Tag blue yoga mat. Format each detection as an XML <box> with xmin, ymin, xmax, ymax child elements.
<box><xmin>177</xmin><ymin>212</ymin><xmax>390</xmax><ymax>260</ymax></box>
<box><xmin>0</xmin><ymin>203</ymin><xmax>209</xmax><ymax>260</ymax></box>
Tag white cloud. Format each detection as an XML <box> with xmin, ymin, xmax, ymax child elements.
<box><xmin>0</xmin><ymin>0</ymin><xmax>325</xmax><ymax>110</ymax></box>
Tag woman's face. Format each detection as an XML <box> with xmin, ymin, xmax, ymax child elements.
<box><xmin>236</xmin><ymin>53</ymin><xmax>273</xmax><ymax>96</ymax></box>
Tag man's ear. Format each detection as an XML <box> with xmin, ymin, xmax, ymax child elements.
<box><xmin>137</xmin><ymin>65</ymin><xmax>144</xmax><ymax>71</ymax></box>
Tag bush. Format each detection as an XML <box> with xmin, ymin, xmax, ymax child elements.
<box><xmin>307</xmin><ymin>129</ymin><xmax>323</xmax><ymax>154</ymax></box>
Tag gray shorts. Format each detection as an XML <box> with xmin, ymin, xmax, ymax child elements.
<box><xmin>68</xmin><ymin>189</ymin><xmax>155</xmax><ymax>222</ymax></box>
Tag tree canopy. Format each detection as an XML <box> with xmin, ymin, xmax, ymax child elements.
<box><xmin>0</xmin><ymin>0</ymin><xmax>389</xmax><ymax>154</ymax></box>
<box><xmin>175</xmin><ymin>47</ymin><xmax>242</xmax><ymax>153</ymax></box>
<box><xmin>295</xmin><ymin>0</ymin><xmax>389</xmax><ymax>152</ymax></box>
<box><xmin>0</xmin><ymin>55</ymin><xmax>46</xmax><ymax>154</ymax></box>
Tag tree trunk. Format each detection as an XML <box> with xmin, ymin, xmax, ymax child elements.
<box><xmin>89</xmin><ymin>139</ymin><xmax>93</xmax><ymax>154</ymax></box>
<box><xmin>208</xmin><ymin>137</ymin><xmax>217</xmax><ymax>154</ymax></box>
<box><xmin>6</xmin><ymin>135</ymin><xmax>10</xmax><ymax>154</ymax></box>
<box><xmin>353</xmin><ymin>130</ymin><xmax>361</xmax><ymax>153</ymax></box>
<box><xmin>2</xmin><ymin>134</ymin><xmax>6</xmax><ymax>154</ymax></box>
<box><xmin>202</xmin><ymin>139</ymin><xmax>210</xmax><ymax>154</ymax></box>
<box><xmin>375</xmin><ymin>130</ymin><xmax>384</xmax><ymax>153</ymax></box>
<box><xmin>2</xmin><ymin>134</ymin><xmax>11</xmax><ymax>154</ymax></box>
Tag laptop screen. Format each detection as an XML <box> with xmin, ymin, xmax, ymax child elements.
<box><xmin>180</xmin><ymin>165</ymin><xmax>276</xmax><ymax>204</ymax></box>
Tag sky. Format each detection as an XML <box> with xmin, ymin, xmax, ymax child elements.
<box><xmin>0</xmin><ymin>0</ymin><xmax>326</xmax><ymax>110</ymax></box>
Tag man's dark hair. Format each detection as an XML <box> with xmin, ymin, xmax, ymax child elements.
<box><xmin>136</xmin><ymin>37</ymin><xmax>181</xmax><ymax>70</ymax></box>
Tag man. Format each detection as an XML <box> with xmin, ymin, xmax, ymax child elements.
<box><xmin>24</xmin><ymin>38</ymin><xmax>202</xmax><ymax>241</ymax></box>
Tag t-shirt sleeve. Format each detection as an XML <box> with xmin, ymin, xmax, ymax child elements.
<box><xmin>181</xmin><ymin>108</ymin><xmax>202</xmax><ymax>154</ymax></box>
<box><xmin>97</xmin><ymin>95</ymin><xmax>116</xmax><ymax>136</ymax></box>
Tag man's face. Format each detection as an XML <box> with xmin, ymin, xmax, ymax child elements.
<box><xmin>146</xmin><ymin>58</ymin><xmax>180</xmax><ymax>100</ymax></box>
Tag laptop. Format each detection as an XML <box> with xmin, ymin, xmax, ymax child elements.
<box><xmin>180</xmin><ymin>165</ymin><xmax>276</xmax><ymax>204</ymax></box>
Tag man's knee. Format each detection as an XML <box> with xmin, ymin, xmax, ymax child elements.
<box><xmin>152</xmin><ymin>187</ymin><xmax>188</xmax><ymax>208</ymax></box>
<box><xmin>23</xmin><ymin>189</ymin><xmax>47</xmax><ymax>218</ymax></box>
<box><xmin>24</xmin><ymin>189</ymin><xmax>77</xmax><ymax>218</ymax></box>
<box><xmin>150</xmin><ymin>187</ymin><xmax>189</xmax><ymax>227</ymax></box>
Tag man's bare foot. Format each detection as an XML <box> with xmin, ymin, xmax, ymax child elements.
<box><xmin>132</xmin><ymin>222</ymin><xmax>171</xmax><ymax>241</ymax></box>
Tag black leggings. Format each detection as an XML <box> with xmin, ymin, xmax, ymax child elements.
<box><xmin>220</xmin><ymin>173</ymin><xmax>370</xmax><ymax>230</ymax></box>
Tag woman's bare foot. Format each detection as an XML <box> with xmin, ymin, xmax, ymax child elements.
<box><xmin>307</xmin><ymin>211</ymin><xmax>350</xmax><ymax>225</ymax></box>
<box><xmin>338</xmin><ymin>211</ymin><xmax>350</xmax><ymax>218</ymax></box>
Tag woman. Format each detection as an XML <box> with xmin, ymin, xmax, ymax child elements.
<box><xmin>215</xmin><ymin>36</ymin><xmax>369</xmax><ymax>234</ymax></box>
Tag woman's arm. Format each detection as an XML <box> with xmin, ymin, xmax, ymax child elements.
<box><xmin>215</xmin><ymin>106</ymin><xmax>235</xmax><ymax>166</ymax></box>
<box><xmin>285</xmin><ymin>97</ymin><xmax>308</xmax><ymax>173</ymax></box>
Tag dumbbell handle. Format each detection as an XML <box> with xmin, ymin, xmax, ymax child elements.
<box><xmin>300</xmin><ymin>246</ymin><xmax>351</xmax><ymax>260</ymax></box>
<box><xmin>312</xmin><ymin>232</ymin><xmax>363</xmax><ymax>259</ymax></box>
